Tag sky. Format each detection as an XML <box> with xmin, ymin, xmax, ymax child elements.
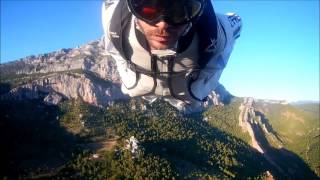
<box><xmin>0</xmin><ymin>0</ymin><xmax>319</xmax><ymax>102</ymax></box>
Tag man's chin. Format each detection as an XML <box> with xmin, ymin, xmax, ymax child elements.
<box><xmin>150</xmin><ymin>41</ymin><xmax>173</xmax><ymax>50</ymax></box>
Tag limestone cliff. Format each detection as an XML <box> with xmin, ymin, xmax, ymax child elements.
<box><xmin>1</xmin><ymin>38</ymin><xmax>121</xmax><ymax>81</ymax></box>
<box><xmin>0</xmin><ymin>37</ymin><xmax>127</xmax><ymax>106</ymax></box>
<box><xmin>1</xmin><ymin>72</ymin><xmax>127</xmax><ymax>106</ymax></box>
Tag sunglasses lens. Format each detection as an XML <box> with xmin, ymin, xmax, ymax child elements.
<box><xmin>130</xmin><ymin>0</ymin><xmax>162</xmax><ymax>20</ymax></box>
<box><xmin>169</xmin><ymin>0</ymin><xmax>202</xmax><ymax>24</ymax></box>
<box><xmin>141</xmin><ymin>6</ymin><xmax>161</xmax><ymax>20</ymax></box>
<box><xmin>129</xmin><ymin>0</ymin><xmax>203</xmax><ymax>25</ymax></box>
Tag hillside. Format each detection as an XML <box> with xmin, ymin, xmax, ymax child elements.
<box><xmin>255</xmin><ymin>100</ymin><xmax>320</xmax><ymax>176</ymax></box>
<box><xmin>0</xmin><ymin>39</ymin><xmax>319</xmax><ymax>179</ymax></box>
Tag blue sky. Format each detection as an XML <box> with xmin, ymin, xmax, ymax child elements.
<box><xmin>1</xmin><ymin>0</ymin><xmax>319</xmax><ymax>101</ymax></box>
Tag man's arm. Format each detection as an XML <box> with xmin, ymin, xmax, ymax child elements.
<box><xmin>189</xmin><ymin>12</ymin><xmax>242</xmax><ymax>101</ymax></box>
<box><xmin>102</xmin><ymin>0</ymin><xmax>138</xmax><ymax>90</ymax></box>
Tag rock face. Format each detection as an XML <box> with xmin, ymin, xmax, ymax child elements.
<box><xmin>239</xmin><ymin>97</ymin><xmax>264</xmax><ymax>153</ymax></box>
<box><xmin>1</xmin><ymin>38</ymin><xmax>119</xmax><ymax>82</ymax></box>
<box><xmin>1</xmin><ymin>73</ymin><xmax>127</xmax><ymax>106</ymax></box>
<box><xmin>0</xmin><ymin>37</ymin><xmax>128</xmax><ymax>106</ymax></box>
<box><xmin>125</xmin><ymin>136</ymin><xmax>140</xmax><ymax>155</ymax></box>
<box><xmin>238</xmin><ymin>97</ymin><xmax>283</xmax><ymax>152</ymax></box>
<box><xmin>207</xmin><ymin>84</ymin><xmax>233</xmax><ymax>106</ymax></box>
<box><xmin>238</xmin><ymin>97</ymin><xmax>287</xmax><ymax>175</ymax></box>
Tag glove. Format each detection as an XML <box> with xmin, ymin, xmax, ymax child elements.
<box><xmin>188</xmin><ymin>69</ymin><xmax>223</xmax><ymax>102</ymax></box>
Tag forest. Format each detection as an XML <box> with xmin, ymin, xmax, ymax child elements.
<box><xmin>1</xmin><ymin>97</ymin><xmax>318</xmax><ymax>179</ymax></box>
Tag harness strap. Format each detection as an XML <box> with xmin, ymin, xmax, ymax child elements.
<box><xmin>127</xmin><ymin>61</ymin><xmax>196</xmax><ymax>76</ymax></box>
<box><xmin>167</xmin><ymin>56</ymin><xmax>183</xmax><ymax>100</ymax></box>
<box><xmin>109</xmin><ymin>0</ymin><xmax>132</xmax><ymax>60</ymax></box>
<box><xmin>147</xmin><ymin>55</ymin><xmax>158</xmax><ymax>95</ymax></box>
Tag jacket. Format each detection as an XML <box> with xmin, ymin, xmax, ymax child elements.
<box><xmin>102</xmin><ymin>0</ymin><xmax>242</xmax><ymax>109</ymax></box>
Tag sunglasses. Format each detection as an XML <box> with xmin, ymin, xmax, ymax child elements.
<box><xmin>127</xmin><ymin>0</ymin><xmax>205</xmax><ymax>25</ymax></box>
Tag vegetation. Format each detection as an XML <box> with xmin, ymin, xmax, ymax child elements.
<box><xmin>255</xmin><ymin>101</ymin><xmax>320</xmax><ymax>176</ymax></box>
<box><xmin>1</xmin><ymin>95</ymin><xmax>318</xmax><ymax>179</ymax></box>
<box><xmin>0</xmin><ymin>99</ymin><xmax>79</xmax><ymax>179</ymax></box>
<box><xmin>203</xmin><ymin>97</ymin><xmax>251</xmax><ymax>144</ymax></box>
<box><xmin>101</xmin><ymin>99</ymin><xmax>272</xmax><ymax>179</ymax></box>
<box><xmin>1</xmin><ymin>98</ymin><xmax>272</xmax><ymax>179</ymax></box>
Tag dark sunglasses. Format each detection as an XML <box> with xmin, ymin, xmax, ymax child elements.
<box><xmin>126</xmin><ymin>0</ymin><xmax>205</xmax><ymax>25</ymax></box>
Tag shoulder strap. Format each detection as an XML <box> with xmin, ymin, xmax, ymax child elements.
<box><xmin>109</xmin><ymin>0</ymin><xmax>132</xmax><ymax>60</ymax></box>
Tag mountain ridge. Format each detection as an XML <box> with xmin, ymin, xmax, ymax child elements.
<box><xmin>1</xmin><ymin>38</ymin><xmax>319</xmax><ymax>179</ymax></box>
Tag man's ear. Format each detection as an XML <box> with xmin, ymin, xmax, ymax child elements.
<box><xmin>135</xmin><ymin>19</ymin><xmax>144</xmax><ymax>33</ymax></box>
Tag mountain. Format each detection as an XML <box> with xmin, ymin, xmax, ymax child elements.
<box><xmin>1</xmin><ymin>39</ymin><xmax>319</xmax><ymax>179</ymax></box>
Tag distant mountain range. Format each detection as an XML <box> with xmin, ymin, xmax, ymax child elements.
<box><xmin>1</xmin><ymin>39</ymin><xmax>319</xmax><ymax>179</ymax></box>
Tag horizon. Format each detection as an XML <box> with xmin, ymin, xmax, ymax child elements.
<box><xmin>1</xmin><ymin>0</ymin><xmax>319</xmax><ymax>102</ymax></box>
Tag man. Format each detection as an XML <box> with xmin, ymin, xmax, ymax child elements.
<box><xmin>102</xmin><ymin>0</ymin><xmax>242</xmax><ymax>113</ymax></box>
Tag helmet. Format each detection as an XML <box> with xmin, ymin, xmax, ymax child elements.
<box><xmin>126</xmin><ymin>0</ymin><xmax>206</xmax><ymax>25</ymax></box>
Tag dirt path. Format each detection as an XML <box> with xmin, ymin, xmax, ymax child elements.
<box><xmin>86</xmin><ymin>138</ymin><xmax>117</xmax><ymax>152</ymax></box>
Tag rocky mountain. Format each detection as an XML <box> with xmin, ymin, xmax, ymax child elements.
<box><xmin>1</xmin><ymin>39</ymin><xmax>319</xmax><ymax>179</ymax></box>
<box><xmin>0</xmin><ymin>37</ymin><xmax>126</xmax><ymax>107</ymax></box>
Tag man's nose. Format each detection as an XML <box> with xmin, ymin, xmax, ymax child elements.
<box><xmin>155</xmin><ymin>20</ymin><xmax>170</xmax><ymax>29</ymax></box>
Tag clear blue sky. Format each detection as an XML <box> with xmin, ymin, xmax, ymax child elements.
<box><xmin>1</xmin><ymin>0</ymin><xmax>319</xmax><ymax>102</ymax></box>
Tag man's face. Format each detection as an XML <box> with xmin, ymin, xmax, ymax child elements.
<box><xmin>136</xmin><ymin>19</ymin><xmax>188</xmax><ymax>50</ymax></box>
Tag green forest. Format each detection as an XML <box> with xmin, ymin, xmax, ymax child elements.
<box><xmin>1</xmin><ymin>97</ymin><xmax>318</xmax><ymax>179</ymax></box>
